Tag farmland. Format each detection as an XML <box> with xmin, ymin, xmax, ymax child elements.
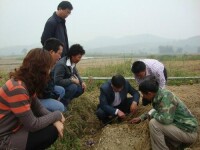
<box><xmin>0</xmin><ymin>55</ymin><xmax>200</xmax><ymax>150</ymax></box>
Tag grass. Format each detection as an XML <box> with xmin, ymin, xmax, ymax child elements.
<box><xmin>0</xmin><ymin>55</ymin><xmax>200</xmax><ymax>149</ymax></box>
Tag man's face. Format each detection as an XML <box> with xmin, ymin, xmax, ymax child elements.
<box><xmin>111</xmin><ymin>84</ymin><xmax>123</xmax><ymax>92</ymax></box>
<box><xmin>61</xmin><ymin>8</ymin><xmax>71</xmax><ymax>18</ymax></box>
<box><xmin>50</xmin><ymin>46</ymin><xmax>63</xmax><ymax>65</ymax></box>
<box><xmin>71</xmin><ymin>54</ymin><xmax>82</xmax><ymax>64</ymax></box>
<box><xmin>141</xmin><ymin>92</ymin><xmax>155</xmax><ymax>101</ymax></box>
<box><xmin>135</xmin><ymin>71</ymin><xmax>146</xmax><ymax>79</ymax></box>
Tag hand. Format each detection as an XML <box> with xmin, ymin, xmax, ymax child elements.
<box><xmin>117</xmin><ymin>110</ymin><xmax>126</xmax><ymax>119</ymax></box>
<box><xmin>130</xmin><ymin>117</ymin><xmax>141</xmax><ymax>124</ymax></box>
<box><xmin>53</xmin><ymin>121</ymin><xmax>64</xmax><ymax>138</ymax></box>
<box><xmin>60</xmin><ymin>113</ymin><xmax>65</xmax><ymax>123</ymax></box>
<box><xmin>82</xmin><ymin>82</ymin><xmax>86</xmax><ymax>91</ymax></box>
<box><xmin>130</xmin><ymin>101</ymin><xmax>137</xmax><ymax>114</ymax></box>
<box><xmin>71</xmin><ymin>77</ymin><xmax>80</xmax><ymax>85</ymax></box>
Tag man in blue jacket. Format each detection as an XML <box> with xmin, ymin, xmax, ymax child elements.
<box><xmin>41</xmin><ymin>1</ymin><xmax>73</xmax><ymax>57</ymax></box>
<box><xmin>96</xmin><ymin>74</ymin><xmax>140</xmax><ymax>124</ymax></box>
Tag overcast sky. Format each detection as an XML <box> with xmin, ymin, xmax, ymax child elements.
<box><xmin>0</xmin><ymin>0</ymin><xmax>200</xmax><ymax>49</ymax></box>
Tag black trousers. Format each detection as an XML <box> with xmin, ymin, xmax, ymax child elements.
<box><xmin>142</xmin><ymin>67</ymin><xmax>168</xmax><ymax>106</ymax></box>
<box><xmin>26</xmin><ymin>125</ymin><xmax>58</xmax><ymax>150</ymax></box>
<box><xmin>96</xmin><ymin>98</ymin><xmax>133</xmax><ymax>124</ymax></box>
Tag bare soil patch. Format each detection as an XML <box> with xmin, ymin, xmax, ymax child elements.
<box><xmin>88</xmin><ymin>84</ymin><xmax>200</xmax><ymax>150</ymax></box>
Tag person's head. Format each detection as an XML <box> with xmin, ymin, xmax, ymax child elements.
<box><xmin>67</xmin><ymin>44</ymin><xmax>85</xmax><ymax>63</ymax></box>
<box><xmin>43</xmin><ymin>38</ymin><xmax>64</xmax><ymax>64</ymax></box>
<box><xmin>111</xmin><ymin>74</ymin><xmax>126</xmax><ymax>92</ymax></box>
<box><xmin>131</xmin><ymin>61</ymin><xmax>146</xmax><ymax>79</ymax></box>
<box><xmin>139</xmin><ymin>80</ymin><xmax>159</xmax><ymax>101</ymax></box>
<box><xmin>10</xmin><ymin>48</ymin><xmax>53</xmax><ymax>96</ymax></box>
<box><xmin>57</xmin><ymin>1</ymin><xmax>73</xmax><ymax>19</ymax></box>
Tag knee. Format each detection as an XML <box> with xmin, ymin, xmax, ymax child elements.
<box><xmin>67</xmin><ymin>84</ymin><xmax>78</xmax><ymax>92</ymax></box>
<box><xmin>149</xmin><ymin>118</ymin><xmax>157</xmax><ymax>129</ymax></box>
<box><xmin>96</xmin><ymin>108</ymin><xmax>106</xmax><ymax>120</ymax></box>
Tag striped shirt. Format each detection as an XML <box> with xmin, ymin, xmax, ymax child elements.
<box><xmin>134</xmin><ymin>59</ymin><xmax>166</xmax><ymax>88</ymax></box>
<box><xmin>0</xmin><ymin>78</ymin><xmax>30</xmax><ymax>136</ymax></box>
<box><xmin>0</xmin><ymin>78</ymin><xmax>61</xmax><ymax>138</ymax></box>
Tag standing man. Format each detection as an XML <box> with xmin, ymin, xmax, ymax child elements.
<box><xmin>96</xmin><ymin>74</ymin><xmax>140</xmax><ymax>124</ymax></box>
<box><xmin>131</xmin><ymin>59</ymin><xmax>167</xmax><ymax>105</ymax></box>
<box><xmin>130</xmin><ymin>80</ymin><xmax>198</xmax><ymax>150</ymax></box>
<box><xmin>41</xmin><ymin>1</ymin><xmax>73</xmax><ymax>57</ymax></box>
<box><xmin>53</xmin><ymin>44</ymin><xmax>86</xmax><ymax>106</ymax></box>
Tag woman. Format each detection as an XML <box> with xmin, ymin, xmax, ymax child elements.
<box><xmin>0</xmin><ymin>48</ymin><xmax>65</xmax><ymax>150</ymax></box>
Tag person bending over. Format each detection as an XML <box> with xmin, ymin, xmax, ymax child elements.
<box><xmin>130</xmin><ymin>80</ymin><xmax>198</xmax><ymax>150</ymax></box>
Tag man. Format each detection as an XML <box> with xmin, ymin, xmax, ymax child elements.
<box><xmin>96</xmin><ymin>74</ymin><xmax>140</xmax><ymax>124</ymax></box>
<box><xmin>53</xmin><ymin>44</ymin><xmax>86</xmax><ymax>106</ymax></box>
<box><xmin>41</xmin><ymin>1</ymin><xmax>73</xmax><ymax>57</ymax></box>
<box><xmin>39</xmin><ymin>38</ymin><xmax>65</xmax><ymax>112</ymax></box>
<box><xmin>130</xmin><ymin>80</ymin><xmax>198</xmax><ymax>150</ymax></box>
<box><xmin>131</xmin><ymin>59</ymin><xmax>167</xmax><ymax>105</ymax></box>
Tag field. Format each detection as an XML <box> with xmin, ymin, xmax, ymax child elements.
<box><xmin>0</xmin><ymin>55</ymin><xmax>200</xmax><ymax>150</ymax></box>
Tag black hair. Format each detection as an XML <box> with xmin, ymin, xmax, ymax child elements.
<box><xmin>43</xmin><ymin>38</ymin><xmax>64</xmax><ymax>53</ymax></box>
<box><xmin>139</xmin><ymin>80</ymin><xmax>159</xmax><ymax>94</ymax></box>
<box><xmin>67</xmin><ymin>44</ymin><xmax>85</xmax><ymax>58</ymax></box>
<box><xmin>131</xmin><ymin>61</ymin><xmax>146</xmax><ymax>74</ymax></box>
<box><xmin>111</xmin><ymin>74</ymin><xmax>125</xmax><ymax>88</ymax></box>
<box><xmin>57</xmin><ymin>1</ymin><xmax>73</xmax><ymax>10</ymax></box>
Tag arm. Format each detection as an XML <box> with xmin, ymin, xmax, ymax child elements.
<box><xmin>31</xmin><ymin>97</ymin><xmax>51</xmax><ymax>116</ymax></box>
<box><xmin>17</xmin><ymin>110</ymin><xmax>62</xmax><ymax>132</ymax></box>
<box><xmin>150</xmin><ymin>93</ymin><xmax>177</xmax><ymax>124</ymax></box>
<box><xmin>152</xmin><ymin>69</ymin><xmax>166</xmax><ymax>89</ymax></box>
<box><xmin>54</xmin><ymin>63</ymin><xmax>72</xmax><ymax>87</ymax></box>
<box><xmin>41</xmin><ymin>21</ymin><xmax>56</xmax><ymax>45</ymax></box>
<box><xmin>127</xmin><ymin>81</ymin><xmax>140</xmax><ymax>103</ymax></box>
<box><xmin>99</xmin><ymin>88</ymin><xmax>117</xmax><ymax>116</ymax></box>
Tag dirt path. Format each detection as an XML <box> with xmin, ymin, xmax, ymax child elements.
<box><xmin>91</xmin><ymin>84</ymin><xmax>200</xmax><ymax>150</ymax></box>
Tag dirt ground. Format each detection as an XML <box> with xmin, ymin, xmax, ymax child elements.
<box><xmin>90</xmin><ymin>84</ymin><xmax>200</xmax><ymax>150</ymax></box>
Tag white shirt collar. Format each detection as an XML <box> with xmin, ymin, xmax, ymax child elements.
<box><xmin>66</xmin><ymin>58</ymin><xmax>75</xmax><ymax>68</ymax></box>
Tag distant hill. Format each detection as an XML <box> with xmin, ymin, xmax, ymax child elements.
<box><xmin>84</xmin><ymin>34</ymin><xmax>200</xmax><ymax>55</ymax></box>
<box><xmin>0</xmin><ymin>34</ymin><xmax>200</xmax><ymax>56</ymax></box>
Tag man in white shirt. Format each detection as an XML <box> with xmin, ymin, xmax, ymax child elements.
<box><xmin>131</xmin><ymin>59</ymin><xmax>167</xmax><ymax>105</ymax></box>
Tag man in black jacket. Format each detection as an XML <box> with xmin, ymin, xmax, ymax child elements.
<box><xmin>53</xmin><ymin>44</ymin><xmax>86</xmax><ymax>106</ymax></box>
<box><xmin>41</xmin><ymin>1</ymin><xmax>73</xmax><ymax>57</ymax></box>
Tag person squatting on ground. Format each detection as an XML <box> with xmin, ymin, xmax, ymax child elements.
<box><xmin>0</xmin><ymin>48</ymin><xmax>65</xmax><ymax>150</ymax></box>
<box><xmin>131</xmin><ymin>58</ymin><xmax>167</xmax><ymax>106</ymax></box>
<box><xmin>53</xmin><ymin>44</ymin><xmax>86</xmax><ymax>106</ymax></box>
<box><xmin>41</xmin><ymin>1</ymin><xmax>73</xmax><ymax>57</ymax></box>
<box><xmin>130</xmin><ymin>80</ymin><xmax>198</xmax><ymax>150</ymax></box>
<box><xmin>96</xmin><ymin>74</ymin><xmax>140</xmax><ymax>124</ymax></box>
<box><xmin>39</xmin><ymin>38</ymin><xmax>66</xmax><ymax>112</ymax></box>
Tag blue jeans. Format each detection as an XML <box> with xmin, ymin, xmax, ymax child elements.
<box><xmin>40</xmin><ymin>99</ymin><xmax>65</xmax><ymax>112</ymax></box>
<box><xmin>54</xmin><ymin>85</ymin><xmax>65</xmax><ymax>99</ymax></box>
<box><xmin>61</xmin><ymin>84</ymin><xmax>84</xmax><ymax>106</ymax></box>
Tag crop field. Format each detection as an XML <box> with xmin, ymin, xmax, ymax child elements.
<box><xmin>0</xmin><ymin>55</ymin><xmax>200</xmax><ymax>150</ymax></box>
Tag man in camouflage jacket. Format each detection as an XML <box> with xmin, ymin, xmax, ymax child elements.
<box><xmin>130</xmin><ymin>80</ymin><xmax>198</xmax><ymax>150</ymax></box>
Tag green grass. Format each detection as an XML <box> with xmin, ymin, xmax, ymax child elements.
<box><xmin>1</xmin><ymin>55</ymin><xmax>200</xmax><ymax>149</ymax></box>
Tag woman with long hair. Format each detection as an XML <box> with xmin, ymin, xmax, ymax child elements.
<box><xmin>0</xmin><ymin>48</ymin><xmax>65</xmax><ymax>150</ymax></box>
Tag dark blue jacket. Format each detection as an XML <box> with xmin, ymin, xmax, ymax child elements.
<box><xmin>99</xmin><ymin>80</ymin><xmax>140</xmax><ymax>115</ymax></box>
<box><xmin>41</xmin><ymin>12</ymin><xmax>69</xmax><ymax>57</ymax></box>
<box><xmin>53</xmin><ymin>57</ymin><xmax>82</xmax><ymax>88</ymax></box>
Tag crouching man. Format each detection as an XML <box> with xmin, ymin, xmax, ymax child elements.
<box><xmin>130</xmin><ymin>80</ymin><xmax>198</xmax><ymax>150</ymax></box>
<box><xmin>96</xmin><ymin>74</ymin><xmax>140</xmax><ymax>124</ymax></box>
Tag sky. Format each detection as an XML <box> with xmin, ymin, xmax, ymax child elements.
<box><xmin>0</xmin><ymin>0</ymin><xmax>200</xmax><ymax>49</ymax></box>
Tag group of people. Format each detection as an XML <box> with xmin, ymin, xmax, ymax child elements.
<box><xmin>0</xmin><ymin>1</ymin><xmax>198</xmax><ymax>150</ymax></box>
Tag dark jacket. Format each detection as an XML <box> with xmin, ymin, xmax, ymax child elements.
<box><xmin>38</xmin><ymin>72</ymin><xmax>59</xmax><ymax>99</ymax></box>
<box><xmin>99</xmin><ymin>80</ymin><xmax>140</xmax><ymax>115</ymax></box>
<box><xmin>53</xmin><ymin>57</ymin><xmax>82</xmax><ymax>87</ymax></box>
<box><xmin>41</xmin><ymin>12</ymin><xmax>69</xmax><ymax>57</ymax></box>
